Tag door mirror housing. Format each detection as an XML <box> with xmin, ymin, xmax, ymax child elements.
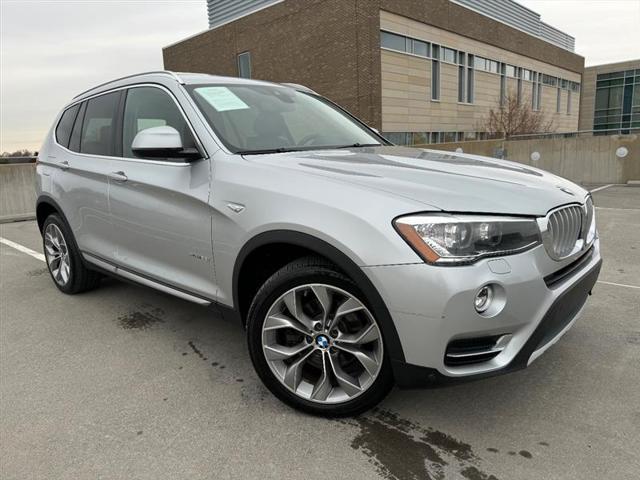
<box><xmin>131</xmin><ymin>126</ymin><xmax>201</xmax><ymax>161</ymax></box>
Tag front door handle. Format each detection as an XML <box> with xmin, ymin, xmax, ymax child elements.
<box><xmin>59</xmin><ymin>160</ymin><xmax>69</xmax><ymax>170</ymax></box>
<box><xmin>109</xmin><ymin>171</ymin><xmax>128</xmax><ymax>182</ymax></box>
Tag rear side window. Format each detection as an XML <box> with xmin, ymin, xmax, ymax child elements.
<box><xmin>68</xmin><ymin>102</ymin><xmax>86</xmax><ymax>153</ymax></box>
<box><xmin>55</xmin><ymin>104</ymin><xmax>80</xmax><ymax>148</ymax></box>
<box><xmin>80</xmin><ymin>91</ymin><xmax>120</xmax><ymax>156</ymax></box>
<box><xmin>122</xmin><ymin>86</ymin><xmax>196</xmax><ymax>159</ymax></box>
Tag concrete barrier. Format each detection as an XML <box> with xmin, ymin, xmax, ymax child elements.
<box><xmin>418</xmin><ymin>134</ymin><xmax>640</xmax><ymax>185</ymax></box>
<box><xmin>0</xmin><ymin>163</ymin><xmax>36</xmax><ymax>222</ymax></box>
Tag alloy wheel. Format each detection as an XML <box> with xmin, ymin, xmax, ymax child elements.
<box><xmin>44</xmin><ymin>223</ymin><xmax>71</xmax><ymax>286</ymax></box>
<box><xmin>261</xmin><ymin>284</ymin><xmax>384</xmax><ymax>404</ymax></box>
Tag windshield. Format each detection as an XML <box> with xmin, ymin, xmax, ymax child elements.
<box><xmin>186</xmin><ymin>84</ymin><xmax>383</xmax><ymax>154</ymax></box>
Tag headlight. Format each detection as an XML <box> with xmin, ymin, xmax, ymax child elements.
<box><xmin>394</xmin><ymin>214</ymin><xmax>541</xmax><ymax>265</ymax></box>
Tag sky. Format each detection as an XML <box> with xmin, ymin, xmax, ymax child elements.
<box><xmin>1</xmin><ymin>0</ymin><xmax>639</xmax><ymax>152</ymax></box>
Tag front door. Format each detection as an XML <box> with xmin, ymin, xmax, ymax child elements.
<box><xmin>108</xmin><ymin>85</ymin><xmax>216</xmax><ymax>299</ymax></box>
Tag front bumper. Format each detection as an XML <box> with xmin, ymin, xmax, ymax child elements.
<box><xmin>364</xmin><ymin>239</ymin><xmax>602</xmax><ymax>388</ymax></box>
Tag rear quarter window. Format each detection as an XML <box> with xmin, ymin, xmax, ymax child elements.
<box><xmin>55</xmin><ymin>104</ymin><xmax>80</xmax><ymax>148</ymax></box>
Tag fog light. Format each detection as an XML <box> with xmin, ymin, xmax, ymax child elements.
<box><xmin>474</xmin><ymin>285</ymin><xmax>493</xmax><ymax>313</ymax></box>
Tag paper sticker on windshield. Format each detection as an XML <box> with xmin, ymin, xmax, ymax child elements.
<box><xmin>196</xmin><ymin>87</ymin><xmax>249</xmax><ymax>112</ymax></box>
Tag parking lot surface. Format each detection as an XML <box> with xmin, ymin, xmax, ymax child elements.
<box><xmin>1</xmin><ymin>186</ymin><xmax>639</xmax><ymax>480</ymax></box>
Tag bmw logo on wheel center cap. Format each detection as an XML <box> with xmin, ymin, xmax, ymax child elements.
<box><xmin>315</xmin><ymin>335</ymin><xmax>330</xmax><ymax>349</ymax></box>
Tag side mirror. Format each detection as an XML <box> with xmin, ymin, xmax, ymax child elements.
<box><xmin>131</xmin><ymin>126</ymin><xmax>201</xmax><ymax>161</ymax></box>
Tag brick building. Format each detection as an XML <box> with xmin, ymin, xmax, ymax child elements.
<box><xmin>163</xmin><ymin>0</ymin><xmax>584</xmax><ymax>145</ymax></box>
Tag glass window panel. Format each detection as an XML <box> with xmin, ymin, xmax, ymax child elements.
<box><xmin>412</xmin><ymin>39</ymin><xmax>429</xmax><ymax>57</ymax></box>
<box><xmin>506</xmin><ymin>65</ymin><xmax>516</xmax><ymax>78</ymax></box>
<box><xmin>380</xmin><ymin>31</ymin><xmax>407</xmax><ymax>51</ymax></box>
<box><xmin>431</xmin><ymin>60</ymin><xmax>440</xmax><ymax>100</ymax></box>
<box><xmin>55</xmin><ymin>104</ymin><xmax>80</xmax><ymax>148</ymax></box>
<box><xmin>237</xmin><ymin>52</ymin><xmax>251</xmax><ymax>79</ymax></box>
<box><xmin>442</xmin><ymin>48</ymin><xmax>456</xmax><ymax>63</ymax></box>
<box><xmin>80</xmin><ymin>91</ymin><xmax>120</xmax><ymax>156</ymax></box>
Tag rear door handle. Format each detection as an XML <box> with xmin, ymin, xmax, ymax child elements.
<box><xmin>109</xmin><ymin>171</ymin><xmax>128</xmax><ymax>182</ymax></box>
<box><xmin>59</xmin><ymin>160</ymin><xmax>69</xmax><ymax>170</ymax></box>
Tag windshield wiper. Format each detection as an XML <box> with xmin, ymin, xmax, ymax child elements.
<box><xmin>332</xmin><ymin>143</ymin><xmax>382</xmax><ymax>149</ymax></box>
<box><xmin>237</xmin><ymin>147</ymin><xmax>305</xmax><ymax>155</ymax></box>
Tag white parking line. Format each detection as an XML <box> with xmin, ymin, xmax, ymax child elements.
<box><xmin>590</xmin><ymin>184</ymin><xmax>615</xmax><ymax>193</ymax></box>
<box><xmin>0</xmin><ymin>237</ymin><xmax>45</xmax><ymax>262</ymax></box>
<box><xmin>597</xmin><ymin>280</ymin><xmax>640</xmax><ymax>290</ymax></box>
<box><xmin>2</xmin><ymin>236</ymin><xmax>640</xmax><ymax>290</ymax></box>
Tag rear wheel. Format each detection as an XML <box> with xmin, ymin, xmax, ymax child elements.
<box><xmin>42</xmin><ymin>214</ymin><xmax>101</xmax><ymax>294</ymax></box>
<box><xmin>247</xmin><ymin>256</ymin><xmax>393</xmax><ymax>416</ymax></box>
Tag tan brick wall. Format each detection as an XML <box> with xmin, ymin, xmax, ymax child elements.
<box><xmin>163</xmin><ymin>1</ymin><xmax>585</xmax><ymax>134</ymax></box>
<box><xmin>380</xmin><ymin>11</ymin><xmax>581</xmax><ymax>135</ymax></box>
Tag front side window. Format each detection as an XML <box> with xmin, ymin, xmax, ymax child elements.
<box><xmin>187</xmin><ymin>85</ymin><xmax>382</xmax><ymax>153</ymax></box>
<box><xmin>80</xmin><ymin>91</ymin><xmax>120</xmax><ymax>156</ymax></box>
<box><xmin>122</xmin><ymin>87</ymin><xmax>196</xmax><ymax>159</ymax></box>
<box><xmin>55</xmin><ymin>104</ymin><xmax>80</xmax><ymax>148</ymax></box>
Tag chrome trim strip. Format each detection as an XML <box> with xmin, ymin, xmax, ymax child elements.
<box><xmin>82</xmin><ymin>252</ymin><xmax>212</xmax><ymax>306</ymax></box>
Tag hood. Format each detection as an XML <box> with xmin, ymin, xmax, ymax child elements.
<box><xmin>245</xmin><ymin>146</ymin><xmax>588</xmax><ymax>216</ymax></box>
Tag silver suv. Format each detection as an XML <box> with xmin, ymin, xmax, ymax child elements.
<box><xmin>36</xmin><ymin>72</ymin><xmax>602</xmax><ymax>416</ymax></box>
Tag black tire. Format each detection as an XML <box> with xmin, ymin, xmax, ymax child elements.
<box><xmin>247</xmin><ymin>256</ymin><xmax>394</xmax><ymax>417</ymax></box>
<box><xmin>42</xmin><ymin>213</ymin><xmax>101</xmax><ymax>294</ymax></box>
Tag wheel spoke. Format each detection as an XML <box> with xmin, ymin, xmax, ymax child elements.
<box><xmin>335</xmin><ymin>343</ymin><xmax>379</xmax><ymax>377</ymax></box>
<box><xmin>328</xmin><ymin>297</ymin><xmax>364</xmax><ymax>330</ymax></box>
<box><xmin>283</xmin><ymin>348</ymin><xmax>315</xmax><ymax>391</ymax></box>
<box><xmin>264</xmin><ymin>342</ymin><xmax>312</xmax><ymax>361</ymax></box>
<box><xmin>309</xmin><ymin>285</ymin><xmax>332</xmax><ymax>326</ymax></box>
<box><xmin>60</xmin><ymin>259</ymin><xmax>70</xmax><ymax>283</ymax></box>
<box><xmin>336</xmin><ymin>323</ymin><xmax>380</xmax><ymax>345</ymax></box>
<box><xmin>328</xmin><ymin>353</ymin><xmax>362</xmax><ymax>397</ymax></box>
<box><xmin>310</xmin><ymin>351</ymin><xmax>333</xmax><ymax>401</ymax></box>
<box><xmin>282</xmin><ymin>290</ymin><xmax>315</xmax><ymax>331</ymax></box>
<box><xmin>264</xmin><ymin>312</ymin><xmax>311</xmax><ymax>336</ymax></box>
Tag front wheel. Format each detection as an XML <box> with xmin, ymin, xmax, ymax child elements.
<box><xmin>246</xmin><ymin>256</ymin><xmax>393</xmax><ymax>417</ymax></box>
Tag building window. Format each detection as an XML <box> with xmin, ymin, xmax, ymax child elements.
<box><xmin>380</xmin><ymin>31</ymin><xmax>406</xmax><ymax>52</ymax></box>
<box><xmin>500</xmin><ymin>63</ymin><xmax>506</xmax><ymax>106</ymax></box>
<box><xmin>505</xmin><ymin>65</ymin><xmax>517</xmax><ymax>78</ymax></box>
<box><xmin>411</xmin><ymin>39</ymin><xmax>429</xmax><ymax>57</ymax></box>
<box><xmin>593</xmin><ymin>69</ymin><xmax>639</xmax><ymax>130</ymax></box>
<box><xmin>442</xmin><ymin>47</ymin><xmax>456</xmax><ymax>63</ymax></box>
<box><xmin>567</xmin><ymin>90</ymin><xmax>572</xmax><ymax>114</ymax></box>
<box><xmin>431</xmin><ymin>45</ymin><xmax>440</xmax><ymax>101</ymax></box>
<box><xmin>557</xmin><ymin>88</ymin><xmax>561</xmax><ymax>113</ymax></box>
<box><xmin>237</xmin><ymin>52</ymin><xmax>251</xmax><ymax>79</ymax></box>
<box><xmin>458</xmin><ymin>64</ymin><xmax>466</xmax><ymax>103</ymax></box>
<box><xmin>516</xmin><ymin>67</ymin><xmax>523</xmax><ymax>104</ymax></box>
<box><xmin>467</xmin><ymin>55</ymin><xmax>475</xmax><ymax>104</ymax></box>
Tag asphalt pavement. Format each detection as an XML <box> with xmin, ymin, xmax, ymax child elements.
<box><xmin>1</xmin><ymin>185</ymin><xmax>638</xmax><ymax>480</ymax></box>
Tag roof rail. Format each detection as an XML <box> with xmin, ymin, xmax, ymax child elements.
<box><xmin>73</xmin><ymin>71</ymin><xmax>184</xmax><ymax>99</ymax></box>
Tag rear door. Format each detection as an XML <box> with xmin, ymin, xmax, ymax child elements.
<box><xmin>108</xmin><ymin>85</ymin><xmax>215</xmax><ymax>299</ymax></box>
<box><xmin>52</xmin><ymin>91</ymin><xmax>121</xmax><ymax>262</ymax></box>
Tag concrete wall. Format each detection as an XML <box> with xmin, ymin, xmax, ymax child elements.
<box><xmin>0</xmin><ymin>164</ymin><xmax>36</xmax><ymax>221</ymax></box>
<box><xmin>422</xmin><ymin>134</ymin><xmax>640</xmax><ymax>184</ymax></box>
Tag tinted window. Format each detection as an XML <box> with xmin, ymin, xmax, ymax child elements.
<box><xmin>80</xmin><ymin>91</ymin><xmax>120</xmax><ymax>156</ymax></box>
<box><xmin>122</xmin><ymin>87</ymin><xmax>196</xmax><ymax>159</ymax></box>
<box><xmin>55</xmin><ymin>104</ymin><xmax>80</xmax><ymax>148</ymax></box>
<box><xmin>69</xmin><ymin>102</ymin><xmax>86</xmax><ymax>153</ymax></box>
